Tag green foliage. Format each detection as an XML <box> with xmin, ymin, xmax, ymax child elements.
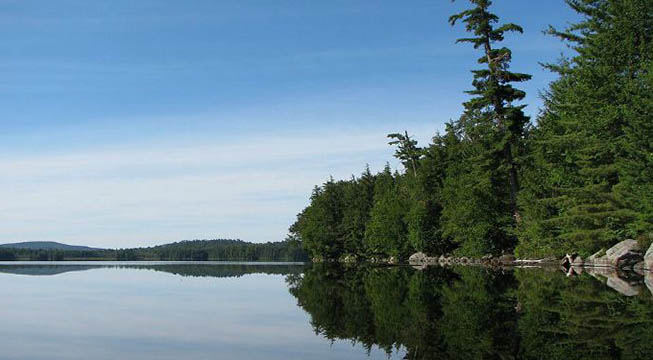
<box><xmin>388</xmin><ymin>131</ymin><xmax>422</xmax><ymax>177</ymax></box>
<box><xmin>288</xmin><ymin>264</ymin><xmax>452</xmax><ymax>358</ymax></box>
<box><xmin>445</xmin><ymin>0</ymin><xmax>531</xmax><ymax>256</ymax></box>
<box><xmin>515</xmin><ymin>268</ymin><xmax>653</xmax><ymax>359</ymax></box>
<box><xmin>0</xmin><ymin>239</ymin><xmax>307</xmax><ymax>262</ymax></box>
<box><xmin>364</xmin><ymin>166</ymin><xmax>411</xmax><ymax>259</ymax></box>
<box><xmin>138</xmin><ymin>238</ymin><xmax>308</xmax><ymax>261</ymax></box>
<box><xmin>291</xmin><ymin>180</ymin><xmax>348</xmax><ymax>260</ymax></box>
<box><xmin>289</xmin><ymin>157</ymin><xmax>453</xmax><ymax>260</ymax></box>
<box><xmin>289</xmin><ymin>265</ymin><xmax>652</xmax><ymax>359</ymax></box>
<box><xmin>291</xmin><ymin>0</ymin><xmax>651</xmax><ymax>261</ymax></box>
<box><xmin>436</xmin><ymin>121</ymin><xmax>514</xmax><ymax>256</ymax></box>
<box><xmin>440</xmin><ymin>267</ymin><xmax>519</xmax><ymax>359</ymax></box>
<box><xmin>290</xmin><ymin>171</ymin><xmax>379</xmax><ymax>260</ymax></box>
<box><xmin>0</xmin><ymin>249</ymin><xmax>17</xmax><ymax>261</ymax></box>
<box><xmin>407</xmin><ymin>132</ymin><xmax>455</xmax><ymax>255</ymax></box>
<box><xmin>516</xmin><ymin>0</ymin><xmax>653</xmax><ymax>257</ymax></box>
<box><xmin>341</xmin><ymin>167</ymin><xmax>376</xmax><ymax>256</ymax></box>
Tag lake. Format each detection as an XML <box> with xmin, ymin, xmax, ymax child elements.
<box><xmin>0</xmin><ymin>262</ymin><xmax>651</xmax><ymax>359</ymax></box>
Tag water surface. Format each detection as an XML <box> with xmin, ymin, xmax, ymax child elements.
<box><xmin>0</xmin><ymin>262</ymin><xmax>651</xmax><ymax>359</ymax></box>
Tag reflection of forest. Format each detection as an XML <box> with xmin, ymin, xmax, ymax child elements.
<box><xmin>0</xmin><ymin>265</ymin><xmax>98</xmax><ymax>276</ymax></box>
<box><xmin>134</xmin><ymin>264</ymin><xmax>305</xmax><ymax>278</ymax></box>
<box><xmin>0</xmin><ymin>263</ymin><xmax>305</xmax><ymax>278</ymax></box>
<box><xmin>287</xmin><ymin>265</ymin><xmax>653</xmax><ymax>360</ymax></box>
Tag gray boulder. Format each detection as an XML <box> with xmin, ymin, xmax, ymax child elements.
<box><xmin>340</xmin><ymin>254</ymin><xmax>358</xmax><ymax>263</ymax></box>
<box><xmin>586</xmin><ymin>249</ymin><xmax>611</xmax><ymax>268</ymax></box>
<box><xmin>606</xmin><ymin>275</ymin><xmax>641</xmax><ymax>297</ymax></box>
<box><xmin>571</xmin><ymin>256</ymin><xmax>584</xmax><ymax>267</ymax></box>
<box><xmin>646</xmin><ymin>272</ymin><xmax>653</xmax><ymax>296</ymax></box>
<box><xmin>588</xmin><ymin>249</ymin><xmax>605</xmax><ymax>261</ymax></box>
<box><xmin>605</xmin><ymin>239</ymin><xmax>642</xmax><ymax>267</ymax></box>
<box><xmin>408</xmin><ymin>252</ymin><xmax>427</xmax><ymax>265</ymax></box>
<box><xmin>586</xmin><ymin>267</ymin><xmax>642</xmax><ymax>296</ymax></box>
<box><xmin>646</xmin><ymin>243</ymin><xmax>653</xmax><ymax>270</ymax></box>
<box><xmin>586</xmin><ymin>266</ymin><xmax>613</xmax><ymax>281</ymax></box>
<box><xmin>425</xmin><ymin>256</ymin><xmax>439</xmax><ymax>266</ymax></box>
<box><xmin>633</xmin><ymin>262</ymin><xmax>647</xmax><ymax>276</ymax></box>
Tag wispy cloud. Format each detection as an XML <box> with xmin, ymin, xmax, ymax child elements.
<box><xmin>0</xmin><ymin>126</ymin><xmax>429</xmax><ymax>248</ymax></box>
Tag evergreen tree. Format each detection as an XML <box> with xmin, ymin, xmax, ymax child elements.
<box><xmin>439</xmin><ymin>119</ymin><xmax>513</xmax><ymax>255</ymax></box>
<box><xmin>291</xmin><ymin>179</ymin><xmax>347</xmax><ymax>260</ymax></box>
<box><xmin>517</xmin><ymin>0</ymin><xmax>653</xmax><ymax>257</ymax></box>
<box><xmin>411</xmin><ymin>125</ymin><xmax>461</xmax><ymax>255</ymax></box>
<box><xmin>449</xmin><ymin>0</ymin><xmax>532</xmax><ymax>221</ymax></box>
<box><xmin>388</xmin><ymin>131</ymin><xmax>422</xmax><ymax>177</ymax></box>
<box><xmin>290</xmin><ymin>0</ymin><xmax>652</xmax><ymax>261</ymax></box>
<box><xmin>443</xmin><ymin>0</ymin><xmax>531</xmax><ymax>256</ymax></box>
<box><xmin>364</xmin><ymin>165</ymin><xmax>411</xmax><ymax>259</ymax></box>
<box><xmin>341</xmin><ymin>168</ymin><xmax>376</xmax><ymax>257</ymax></box>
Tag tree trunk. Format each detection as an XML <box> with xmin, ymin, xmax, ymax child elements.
<box><xmin>484</xmin><ymin>30</ymin><xmax>521</xmax><ymax>223</ymax></box>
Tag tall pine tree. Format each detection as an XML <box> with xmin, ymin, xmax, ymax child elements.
<box><xmin>444</xmin><ymin>0</ymin><xmax>531</xmax><ymax>255</ymax></box>
<box><xmin>517</xmin><ymin>0</ymin><xmax>653</xmax><ymax>257</ymax></box>
<box><xmin>449</xmin><ymin>0</ymin><xmax>531</xmax><ymax>220</ymax></box>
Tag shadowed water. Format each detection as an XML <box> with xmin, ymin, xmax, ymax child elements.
<box><xmin>0</xmin><ymin>262</ymin><xmax>651</xmax><ymax>359</ymax></box>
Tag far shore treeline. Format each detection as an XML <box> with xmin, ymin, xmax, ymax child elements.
<box><xmin>288</xmin><ymin>0</ymin><xmax>653</xmax><ymax>261</ymax></box>
<box><xmin>0</xmin><ymin>239</ymin><xmax>308</xmax><ymax>262</ymax></box>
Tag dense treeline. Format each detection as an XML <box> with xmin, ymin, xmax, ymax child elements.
<box><xmin>288</xmin><ymin>265</ymin><xmax>653</xmax><ymax>359</ymax></box>
<box><xmin>0</xmin><ymin>248</ymin><xmax>107</xmax><ymax>261</ymax></box>
<box><xmin>0</xmin><ymin>239</ymin><xmax>308</xmax><ymax>262</ymax></box>
<box><xmin>125</xmin><ymin>239</ymin><xmax>308</xmax><ymax>262</ymax></box>
<box><xmin>289</xmin><ymin>0</ymin><xmax>653</xmax><ymax>261</ymax></box>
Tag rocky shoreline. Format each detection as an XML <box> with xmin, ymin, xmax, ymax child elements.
<box><xmin>408</xmin><ymin>239</ymin><xmax>653</xmax><ymax>297</ymax></box>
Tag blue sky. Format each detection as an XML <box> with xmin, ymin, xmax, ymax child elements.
<box><xmin>1</xmin><ymin>0</ymin><xmax>579</xmax><ymax>248</ymax></box>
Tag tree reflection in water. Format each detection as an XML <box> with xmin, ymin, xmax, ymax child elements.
<box><xmin>287</xmin><ymin>264</ymin><xmax>653</xmax><ymax>360</ymax></box>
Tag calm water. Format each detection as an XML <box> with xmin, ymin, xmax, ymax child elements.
<box><xmin>0</xmin><ymin>262</ymin><xmax>651</xmax><ymax>360</ymax></box>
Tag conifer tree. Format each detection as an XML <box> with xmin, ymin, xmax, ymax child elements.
<box><xmin>388</xmin><ymin>131</ymin><xmax>422</xmax><ymax>177</ymax></box>
<box><xmin>341</xmin><ymin>168</ymin><xmax>376</xmax><ymax>256</ymax></box>
<box><xmin>517</xmin><ymin>0</ymin><xmax>653</xmax><ymax>257</ymax></box>
<box><xmin>290</xmin><ymin>179</ymin><xmax>347</xmax><ymax>260</ymax></box>
<box><xmin>449</xmin><ymin>0</ymin><xmax>532</xmax><ymax>221</ymax></box>
<box><xmin>364</xmin><ymin>165</ymin><xmax>411</xmax><ymax>259</ymax></box>
<box><xmin>442</xmin><ymin>0</ymin><xmax>531</xmax><ymax>255</ymax></box>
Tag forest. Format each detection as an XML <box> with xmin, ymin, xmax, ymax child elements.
<box><xmin>289</xmin><ymin>0</ymin><xmax>653</xmax><ymax>261</ymax></box>
<box><xmin>0</xmin><ymin>239</ymin><xmax>307</xmax><ymax>262</ymax></box>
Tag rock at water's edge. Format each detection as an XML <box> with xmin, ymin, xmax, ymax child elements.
<box><xmin>340</xmin><ymin>254</ymin><xmax>358</xmax><ymax>263</ymax></box>
<box><xmin>633</xmin><ymin>262</ymin><xmax>646</xmax><ymax>276</ymax></box>
<box><xmin>586</xmin><ymin>266</ymin><xmax>611</xmax><ymax>281</ymax></box>
<box><xmin>408</xmin><ymin>252</ymin><xmax>427</xmax><ymax>265</ymax></box>
<box><xmin>586</xmin><ymin>250</ymin><xmax>611</xmax><ymax>267</ymax></box>
<box><xmin>571</xmin><ymin>256</ymin><xmax>584</xmax><ymax>267</ymax></box>
<box><xmin>605</xmin><ymin>239</ymin><xmax>642</xmax><ymax>267</ymax></box>
<box><xmin>606</xmin><ymin>275</ymin><xmax>642</xmax><ymax>297</ymax></box>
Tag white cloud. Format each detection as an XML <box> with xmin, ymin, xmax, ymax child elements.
<box><xmin>0</xmin><ymin>127</ymin><xmax>427</xmax><ymax>248</ymax></box>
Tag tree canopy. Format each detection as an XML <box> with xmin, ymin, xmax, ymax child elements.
<box><xmin>289</xmin><ymin>0</ymin><xmax>652</xmax><ymax>260</ymax></box>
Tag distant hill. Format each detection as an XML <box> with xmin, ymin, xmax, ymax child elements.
<box><xmin>0</xmin><ymin>241</ymin><xmax>103</xmax><ymax>251</ymax></box>
<box><xmin>0</xmin><ymin>239</ymin><xmax>307</xmax><ymax>262</ymax></box>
